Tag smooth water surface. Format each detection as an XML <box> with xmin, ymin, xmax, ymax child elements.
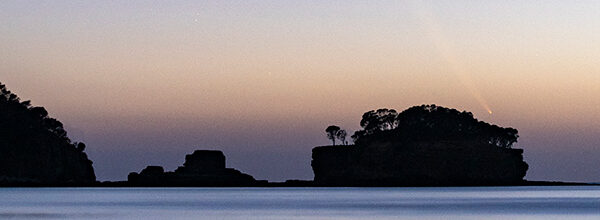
<box><xmin>0</xmin><ymin>186</ymin><xmax>599</xmax><ymax>219</ymax></box>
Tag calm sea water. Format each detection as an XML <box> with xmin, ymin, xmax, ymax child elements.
<box><xmin>0</xmin><ymin>186</ymin><xmax>599</xmax><ymax>219</ymax></box>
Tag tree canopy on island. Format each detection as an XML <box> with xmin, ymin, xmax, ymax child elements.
<box><xmin>325</xmin><ymin>125</ymin><xmax>341</xmax><ymax>146</ymax></box>
<box><xmin>351</xmin><ymin>104</ymin><xmax>519</xmax><ymax>148</ymax></box>
<box><xmin>325</xmin><ymin>125</ymin><xmax>349</xmax><ymax>146</ymax></box>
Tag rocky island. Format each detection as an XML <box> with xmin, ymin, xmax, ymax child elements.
<box><xmin>127</xmin><ymin>150</ymin><xmax>260</xmax><ymax>186</ymax></box>
<box><xmin>312</xmin><ymin>105</ymin><xmax>529</xmax><ymax>186</ymax></box>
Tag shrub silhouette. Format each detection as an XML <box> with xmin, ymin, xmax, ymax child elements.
<box><xmin>336</xmin><ymin>130</ymin><xmax>348</xmax><ymax>145</ymax></box>
<box><xmin>325</xmin><ymin>125</ymin><xmax>349</xmax><ymax>146</ymax></box>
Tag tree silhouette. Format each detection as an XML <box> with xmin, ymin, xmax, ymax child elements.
<box><xmin>0</xmin><ymin>82</ymin><xmax>96</xmax><ymax>184</ymax></box>
<box><xmin>352</xmin><ymin>108</ymin><xmax>398</xmax><ymax>141</ymax></box>
<box><xmin>352</xmin><ymin>104</ymin><xmax>519</xmax><ymax>148</ymax></box>
<box><xmin>76</xmin><ymin>142</ymin><xmax>86</xmax><ymax>152</ymax></box>
<box><xmin>336</xmin><ymin>130</ymin><xmax>347</xmax><ymax>145</ymax></box>
<box><xmin>325</xmin><ymin>125</ymin><xmax>341</xmax><ymax>146</ymax></box>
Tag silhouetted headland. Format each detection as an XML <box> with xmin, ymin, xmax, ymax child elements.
<box><xmin>0</xmin><ymin>82</ymin><xmax>95</xmax><ymax>186</ymax></box>
<box><xmin>127</xmin><ymin>150</ymin><xmax>263</xmax><ymax>186</ymax></box>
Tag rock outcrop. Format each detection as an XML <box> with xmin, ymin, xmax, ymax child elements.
<box><xmin>128</xmin><ymin>150</ymin><xmax>258</xmax><ymax>186</ymax></box>
<box><xmin>312</xmin><ymin>141</ymin><xmax>528</xmax><ymax>186</ymax></box>
<box><xmin>0</xmin><ymin>82</ymin><xmax>96</xmax><ymax>186</ymax></box>
<box><xmin>313</xmin><ymin>105</ymin><xmax>530</xmax><ymax>186</ymax></box>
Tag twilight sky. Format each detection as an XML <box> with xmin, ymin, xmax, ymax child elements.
<box><xmin>1</xmin><ymin>1</ymin><xmax>599</xmax><ymax>182</ymax></box>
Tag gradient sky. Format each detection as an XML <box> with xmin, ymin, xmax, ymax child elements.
<box><xmin>1</xmin><ymin>1</ymin><xmax>599</xmax><ymax>182</ymax></box>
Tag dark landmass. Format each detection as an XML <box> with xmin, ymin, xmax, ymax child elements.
<box><xmin>312</xmin><ymin>105</ymin><xmax>529</xmax><ymax>186</ymax></box>
<box><xmin>0</xmin><ymin>81</ymin><xmax>596</xmax><ymax>187</ymax></box>
<box><xmin>312</xmin><ymin>143</ymin><xmax>527</xmax><ymax>186</ymax></box>
<box><xmin>126</xmin><ymin>150</ymin><xmax>262</xmax><ymax>186</ymax></box>
<box><xmin>0</xmin><ymin>83</ymin><xmax>95</xmax><ymax>186</ymax></box>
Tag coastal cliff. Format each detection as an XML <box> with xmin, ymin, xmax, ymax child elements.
<box><xmin>128</xmin><ymin>150</ymin><xmax>258</xmax><ymax>186</ymax></box>
<box><xmin>0</xmin><ymin>83</ymin><xmax>96</xmax><ymax>185</ymax></box>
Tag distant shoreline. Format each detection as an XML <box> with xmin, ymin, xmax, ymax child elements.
<box><xmin>1</xmin><ymin>180</ymin><xmax>597</xmax><ymax>188</ymax></box>
<box><xmin>1</xmin><ymin>83</ymin><xmax>596</xmax><ymax>188</ymax></box>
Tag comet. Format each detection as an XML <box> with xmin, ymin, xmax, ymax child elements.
<box><xmin>415</xmin><ymin>4</ymin><xmax>493</xmax><ymax>115</ymax></box>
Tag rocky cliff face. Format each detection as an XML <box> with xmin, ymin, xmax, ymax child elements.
<box><xmin>312</xmin><ymin>141</ymin><xmax>528</xmax><ymax>186</ymax></box>
<box><xmin>0</xmin><ymin>83</ymin><xmax>95</xmax><ymax>185</ymax></box>
<box><xmin>128</xmin><ymin>150</ymin><xmax>257</xmax><ymax>186</ymax></box>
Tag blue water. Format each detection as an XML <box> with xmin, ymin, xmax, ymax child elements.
<box><xmin>0</xmin><ymin>186</ymin><xmax>599</xmax><ymax>219</ymax></box>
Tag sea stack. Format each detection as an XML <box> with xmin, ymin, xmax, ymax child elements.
<box><xmin>128</xmin><ymin>150</ymin><xmax>258</xmax><ymax>186</ymax></box>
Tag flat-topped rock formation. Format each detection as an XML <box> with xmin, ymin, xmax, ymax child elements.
<box><xmin>174</xmin><ymin>150</ymin><xmax>225</xmax><ymax>174</ymax></box>
<box><xmin>312</xmin><ymin>141</ymin><xmax>528</xmax><ymax>186</ymax></box>
<box><xmin>128</xmin><ymin>150</ymin><xmax>258</xmax><ymax>186</ymax></box>
<box><xmin>0</xmin><ymin>82</ymin><xmax>95</xmax><ymax>186</ymax></box>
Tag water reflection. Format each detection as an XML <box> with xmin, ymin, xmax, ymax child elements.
<box><xmin>0</xmin><ymin>186</ymin><xmax>599</xmax><ymax>220</ymax></box>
